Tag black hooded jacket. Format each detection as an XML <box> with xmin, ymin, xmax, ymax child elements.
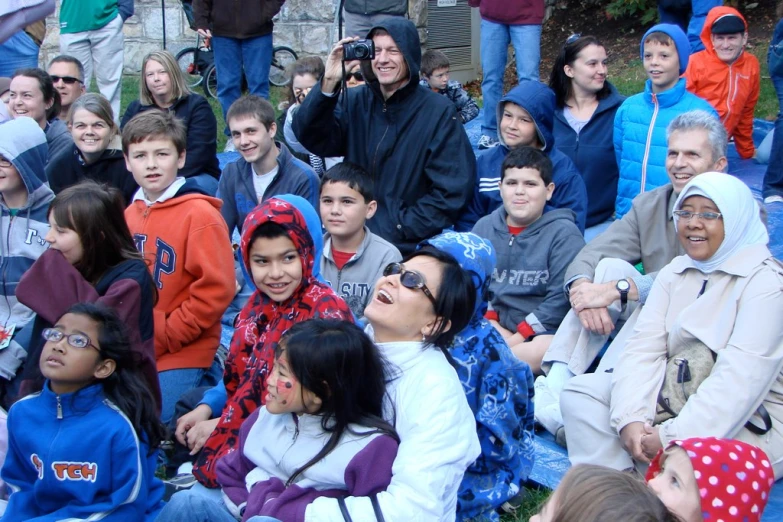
<box><xmin>293</xmin><ymin>18</ymin><xmax>475</xmax><ymax>254</ymax></box>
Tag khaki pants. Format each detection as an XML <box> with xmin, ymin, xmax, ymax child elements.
<box><xmin>60</xmin><ymin>14</ymin><xmax>124</xmax><ymax>122</ymax></box>
<box><xmin>542</xmin><ymin>258</ymin><xmax>644</xmax><ymax>376</ymax></box>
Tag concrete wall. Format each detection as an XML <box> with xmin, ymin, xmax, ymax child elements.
<box><xmin>39</xmin><ymin>0</ymin><xmax>428</xmax><ymax>75</ymax></box>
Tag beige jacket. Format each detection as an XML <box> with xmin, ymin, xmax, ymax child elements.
<box><xmin>609</xmin><ymin>244</ymin><xmax>783</xmax><ymax>477</ymax></box>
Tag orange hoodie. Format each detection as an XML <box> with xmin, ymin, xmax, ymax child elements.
<box><xmin>685</xmin><ymin>6</ymin><xmax>760</xmax><ymax>159</ymax></box>
<box><xmin>125</xmin><ymin>187</ymin><xmax>235</xmax><ymax>372</ymax></box>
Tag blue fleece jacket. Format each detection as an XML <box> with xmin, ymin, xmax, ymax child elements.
<box><xmin>421</xmin><ymin>232</ymin><xmax>534</xmax><ymax>522</ymax></box>
<box><xmin>217</xmin><ymin>142</ymin><xmax>320</xmax><ymax>234</ymax></box>
<box><xmin>613</xmin><ymin>78</ymin><xmax>718</xmax><ymax>219</ymax></box>
<box><xmin>456</xmin><ymin>80</ymin><xmax>588</xmax><ymax>233</ymax></box>
<box><xmin>0</xmin><ymin>118</ymin><xmax>53</xmax><ymax>383</ymax></box>
<box><xmin>1</xmin><ymin>382</ymin><xmax>164</xmax><ymax>521</ymax></box>
<box><xmin>553</xmin><ymin>83</ymin><xmax>625</xmax><ymax>227</ymax></box>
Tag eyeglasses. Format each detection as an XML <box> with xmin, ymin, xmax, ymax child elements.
<box><xmin>566</xmin><ymin>33</ymin><xmax>582</xmax><ymax>45</ymax></box>
<box><xmin>673</xmin><ymin>210</ymin><xmax>723</xmax><ymax>221</ymax></box>
<box><xmin>0</xmin><ymin>157</ymin><xmax>11</xmax><ymax>168</ymax></box>
<box><xmin>346</xmin><ymin>72</ymin><xmax>364</xmax><ymax>82</ymax></box>
<box><xmin>382</xmin><ymin>262</ymin><xmax>437</xmax><ymax>306</ymax></box>
<box><xmin>42</xmin><ymin>328</ymin><xmax>99</xmax><ymax>351</ymax></box>
<box><xmin>50</xmin><ymin>75</ymin><xmax>83</xmax><ymax>85</ymax></box>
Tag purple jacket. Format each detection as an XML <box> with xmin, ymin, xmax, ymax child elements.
<box><xmin>217</xmin><ymin>408</ymin><xmax>398</xmax><ymax>522</ymax></box>
<box><xmin>468</xmin><ymin>0</ymin><xmax>544</xmax><ymax>25</ymax></box>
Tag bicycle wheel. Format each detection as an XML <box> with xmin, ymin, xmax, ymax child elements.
<box><xmin>176</xmin><ymin>47</ymin><xmax>203</xmax><ymax>88</ymax></box>
<box><xmin>203</xmin><ymin>63</ymin><xmax>218</xmax><ymax>99</ymax></box>
<box><xmin>269</xmin><ymin>46</ymin><xmax>298</xmax><ymax>87</ymax></box>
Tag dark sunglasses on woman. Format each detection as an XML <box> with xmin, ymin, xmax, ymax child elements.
<box><xmin>383</xmin><ymin>262</ymin><xmax>437</xmax><ymax>305</ymax></box>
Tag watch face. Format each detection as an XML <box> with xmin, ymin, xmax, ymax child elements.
<box><xmin>617</xmin><ymin>280</ymin><xmax>630</xmax><ymax>292</ymax></box>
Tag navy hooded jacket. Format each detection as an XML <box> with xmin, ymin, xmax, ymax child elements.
<box><xmin>293</xmin><ymin>18</ymin><xmax>475</xmax><ymax>254</ymax></box>
<box><xmin>553</xmin><ymin>82</ymin><xmax>625</xmax><ymax>227</ymax></box>
<box><xmin>456</xmin><ymin>80</ymin><xmax>588</xmax><ymax>233</ymax></box>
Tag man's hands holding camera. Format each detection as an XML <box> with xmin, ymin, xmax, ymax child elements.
<box><xmin>322</xmin><ymin>37</ymin><xmax>375</xmax><ymax>94</ymax></box>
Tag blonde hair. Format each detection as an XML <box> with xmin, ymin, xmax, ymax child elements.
<box><xmin>140</xmin><ymin>50</ymin><xmax>190</xmax><ymax>106</ymax></box>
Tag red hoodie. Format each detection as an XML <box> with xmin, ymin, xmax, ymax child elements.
<box><xmin>685</xmin><ymin>6</ymin><xmax>760</xmax><ymax>159</ymax></box>
<box><xmin>125</xmin><ymin>189</ymin><xmax>235</xmax><ymax>372</ymax></box>
<box><xmin>468</xmin><ymin>0</ymin><xmax>544</xmax><ymax>26</ymax></box>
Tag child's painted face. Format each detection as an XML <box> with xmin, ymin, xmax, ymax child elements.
<box><xmin>0</xmin><ymin>155</ymin><xmax>26</xmax><ymax>202</ymax></box>
<box><xmin>565</xmin><ymin>44</ymin><xmax>608</xmax><ymax>95</ymax></box>
<box><xmin>426</xmin><ymin>67</ymin><xmax>450</xmax><ymax>90</ymax></box>
<box><xmin>229</xmin><ymin>115</ymin><xmax>277</xmax><ymax>169</ymax></box>
<box><xmin>248</xmin><ymin>234</ymin><xmax>304</xmax><ymax>303</ymax></box>
<box><xmin>39</xmin><ymin>313</ymin><xmax>109</xmax><ymax>395</ymax></box>
<box><xmin>124</xmin><ymin>137</ymin><xmax>185</xmax><ymax>202</ymax></box>
<box><xmin>643</xmin><ymin>40</ymin><xmax>680</xmax><ymax>94</ymax></box>
<box><xmin>499</xmin><ymin>103</ymin><xmax>540</xmax><ymax>149</ymax></box>
<box><xmin>45</xmin><ymin>213</ymin><xmax>84</xmax><ymax>265</ymax></box>
<box><xmin>70</xmin><ymin>109</ymin><xmax>114</xmax><ymax>160</ymax></box>
<box><xmin>144</xmin><ymin>59</ymin><xmax>173</xmax><ymax>105</ymax></box>
<box><xmin>500</xmin><ymin>167</ymin><xmax>554</xmax><ymax>228</ymax></box>
<box><xmin>710</xmin><ymin>32</ymin><xmax>746</xmax><ymax>65</ymax></box>
<box><xmin>319</xmin><ymin>181</ymin><xmax>376</xmax><ymax>241</ymax></box>
<box><xmin>8</xmin><ymin>75</ymin><xmax>50</xmax><ymax>127</ymax></box>
<box><xmin>265</xmin><ymin>352</ymin><xmax>321</xmax><ymax>414</ymax></box>
<box><xmin>676</xmin><ymin>195</ymin><xmax>725</xmax><ymax>262</ymax></box>
<box><xmin>648</xmin><ymin>447</ymin><xmax>703</xmax><ymax>522</ymax></box>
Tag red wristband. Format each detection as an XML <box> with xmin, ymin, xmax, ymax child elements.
<box><xmin>484</xmin><ymin>310</ymin><xmax>499</xmax><ymax>321</ymax></box>
<box><xmin>516</xmin><ymin>321</ymin><xmax>536</xmax><ymax>340</ymax></box>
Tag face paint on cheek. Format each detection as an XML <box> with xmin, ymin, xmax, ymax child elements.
<box><xmin>276</xmin><ymin>379</ymin><xmax>294</xmax><ymax>404</ymax></box>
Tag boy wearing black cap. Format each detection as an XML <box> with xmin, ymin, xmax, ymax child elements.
<box><xmin>685</xmin><ymin>6</ymin><xmax>760</xmax><ymax>159</ymax></box>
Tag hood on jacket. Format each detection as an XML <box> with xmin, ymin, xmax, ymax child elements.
<box><xmin>419</xmin><ymin>231</ymin><xmax>496</xmax><ymax>318</ymax></box>
<box><xmin>239</xmin><ymin>196</ymin><xmax>319</xmax><ymax>293</ymax></box>
<box><xmin>495</xmin><ymin>80</ymin><xmax>556</xmax><ymax>153</ymax></box>
<box><xmin>0</xmin><ymin>117</ymin><xmax>48</xmax><ymax>197</ymax></box>
<box><xmin>640</xmin><ymin>23</ymin><xmax>691</xmax><ymax>75</ymax></box>
<box><xmin>360</xmin><ymin>18</ymin><xmax>422</xmax><ymax>102</ymax></box>
<box><xmin>699</xmin><ymin>6</ymin><xmax>748</xmax><ymax>59</ymax></box>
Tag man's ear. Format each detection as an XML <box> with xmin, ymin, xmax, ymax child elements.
<box><xmin>94</xmin><ymin>358</ymin><xmax>116</xmax><ymax>380</ymax></box>
<box><xmin>268</xmin><ymin>121</ymin><xmax>277</xmax><ymax>136</ymax></box>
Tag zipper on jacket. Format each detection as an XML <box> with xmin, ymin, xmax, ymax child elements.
<box><xmin>724</xmin><ymin>64</ymin><xmax>733</xmax><ymax>124</ymax></box>
<box><xmin>56</xmin><ymin>395</ymin><xmax>63</xmax><ymax>419</ymax></box>
<box><xmin>640</xmin><ymin>93</ymin><xmax>659</xmax><ymax>195</ymax></box>
<box><xmin>508</xmin><ymin>235</ymin><xmax>515</xmax><ymax>247</ymax></box>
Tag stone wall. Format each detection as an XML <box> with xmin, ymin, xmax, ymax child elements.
<box><xmin>39</xmin><ymin>0</ymin><xmax>427</xmax><ymax>75</ymax></box>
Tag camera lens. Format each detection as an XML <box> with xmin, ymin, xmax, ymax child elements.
<box><xmin>354</xmin><ymin>45</ymin><xmax>369</xmax><ymax>59</ymax></box>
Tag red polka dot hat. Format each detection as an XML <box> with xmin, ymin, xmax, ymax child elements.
<box><xmin>646</xmin><ymin>437</ymin><xmax>775</xmax><ymax>522</ymax></box>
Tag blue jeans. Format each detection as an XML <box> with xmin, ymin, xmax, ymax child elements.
<box><xmin>479</xmin><ymin>20</ymin><xmax>542</xmax><ymax>137</ymax></box>
<box><xmin>763</xmin><ymin>74</ymin><xmax>783</xmax><ymax>199</ymax></box>
<box><xmin>157</xmin><ymin>485</ymin><xmax>282</xmax><ymax>522</ymax></box>
<box><xmin>212</xmin><ymin>34</ymin><xmax>273</xmax><ymax>137</ymax></box>
<box><xmin>0</xmin><ymin>31</ymin><xmax>39</xmax><ymax>77</ymax></box>
<box><xmin>159</xmin><ymin>357</ymin><xmax>223</xmax><ymax>424</ymax></box>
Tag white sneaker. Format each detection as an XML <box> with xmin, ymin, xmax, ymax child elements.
<box><xmin>535</xmin><ymin>402</ymin><xmax>565</xmax><ymax>436</ymax></box>
<box><xmin>477</xmin><ymin>135</ymin><xmax>499</xmax><ymax>150</ymax></box>
<box><xmin>764</xmin><ymin>195</ymin><xmax>783</xmax><ymax>204</ymax></box>
<box><xmin>534</xmin><ymin>375</ymin><xmax>557</xmax><ymax>411</ymax></box>
<box><xmin>223</xmin><ymin>140</ymin><xmax>236</xmax><ymax>153</ymax></box>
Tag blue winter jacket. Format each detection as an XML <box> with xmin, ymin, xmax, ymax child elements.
<box><xmin>421</xmin><ymin>231</ymin><xmax>535</xmax><ymax>522</ymax></box>
<box><xmin>613</xmin><ymin>78</ymin><xmax>717</xmax><ymax>219</ymax></box>
<box><xmin>1</xmin><ymin>382</ymin><xmax>165</xmax><ymax>521</ymax></box>
<box><xmin>553</xmin><ymin>83</ymin><xmax>625</xmax><ymax>227</ymax></box>
<box><xmin>456</xmin><ymin>81</ymin><xmax>588</xmax><ymax>233</ymax></box>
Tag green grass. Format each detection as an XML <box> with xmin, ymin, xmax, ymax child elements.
<box><xmin>499</xmin><ymin>487</ymin><xmax>551</xmax><ymax>522</ymax></box>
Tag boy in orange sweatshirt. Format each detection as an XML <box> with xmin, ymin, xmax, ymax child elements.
<box><xmin>123</xmin><ymin>111</ymin><xmax>235</xmax><ymax>423</ymax></box>
<box><xmin>685</xmin><ymin>6</ymin><xmax>760</xmax><ymax>159</ymax></box>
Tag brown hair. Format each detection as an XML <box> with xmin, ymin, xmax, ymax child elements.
<box><xmin>226</xmin><ymin>95</ymin><xmax>276</xmax><ymax>131</ymax></box>
<box><xmin>287</xmin><ymin>56</ymin><xmax>325</xmax><ymax>105</ymax></box>
<box><xmin>12</xmin><ymin>68</ymin><xmax>61</xmax><ymax>122</ymax></box>
<box><xmin>421</xmin><ymin>49</ymin><xmax>450</xmax><ymax>77</ymax></box>
<box><xmin>140</xmin><ymin>50</ymin><xmax>190</xmax><ymax>106</ymax></box>
<box><xmin>644</xmin><ymin>32</ymin><xmax>674</xmax><ymax>47</ymax></box>
<box><xmin>49</xmin><ymin>181</ymin><xmax>144</xmax><ymax>285</ymax></box>
<box><xmin>542</xmin><ymin>465</ymin><xmax>681</xmax><ymax>522</ymax></box>
<box><xmin>67</xmin><ymin>93</ymin><xmax>118</xmax><ymax>136</ymax></box>
<box><xmin>121</xmin><ymin>111</ymin><xmax>186</xmax><ymax>155</ymax></box>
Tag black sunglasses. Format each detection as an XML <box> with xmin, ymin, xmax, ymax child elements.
<box><xmin>346</xmin><ymin>72</ymin><xmax>364</xmax><ymax>82</ymax></box>
<box><xmin>383</xmin><ymin>262</ymin><xmax>437</xmax><ymax>306</ymax></box>
<box><xmin>50</xmin><ymin>75</ymin><xmax>83</xmax><ymax>85</ymax></box>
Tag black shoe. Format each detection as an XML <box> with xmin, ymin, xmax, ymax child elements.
<box><xmin>498</xmin><ymin>490</ymin><xmax>527</xmax><ymax>514</ymax></box>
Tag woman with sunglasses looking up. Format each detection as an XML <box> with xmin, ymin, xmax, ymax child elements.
<box><xmin>45</xmin><ymin>93</ymin><xmax>138</xmax><ymax>205</ymax></box>
<box><xmin>120</xmin><ymin>50</ymin><xmax>220</xmax><ymax>195</ymax></box>
<box><xmin>549</xmin><ymin>35</ymin><xmax>625</xmax><ymax>237</ymax></box>
<box><xmin>302</xmin><ymin>245</ymin><xmax>481</xmax><ymax>521</ymax></box>
<box><xmin>8</xmin><ymin>68</ymin><xmax>73</xmax><ymax>164</ymax></box>
<box><xmin>561</xmin><ymin>172</ymin><xmax>783</xmax><ymax>479</ymax></box>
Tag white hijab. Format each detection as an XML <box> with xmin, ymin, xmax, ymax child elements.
<box><xmin>673</xmin><ymin>172</ymin><xmax>768</xmax><ymax>274</ymax></box>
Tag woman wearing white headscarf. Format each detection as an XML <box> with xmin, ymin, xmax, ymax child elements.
<box><xmin>561</xmin><ymin>172</ymin><xmax>783</xmax><ymax>477</ymax></box>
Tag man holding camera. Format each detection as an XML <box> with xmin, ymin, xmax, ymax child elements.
<box><xmin>293</xmin><ymin>18</ymin><xmax>475</xmax><ymax>254</ymax></box>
